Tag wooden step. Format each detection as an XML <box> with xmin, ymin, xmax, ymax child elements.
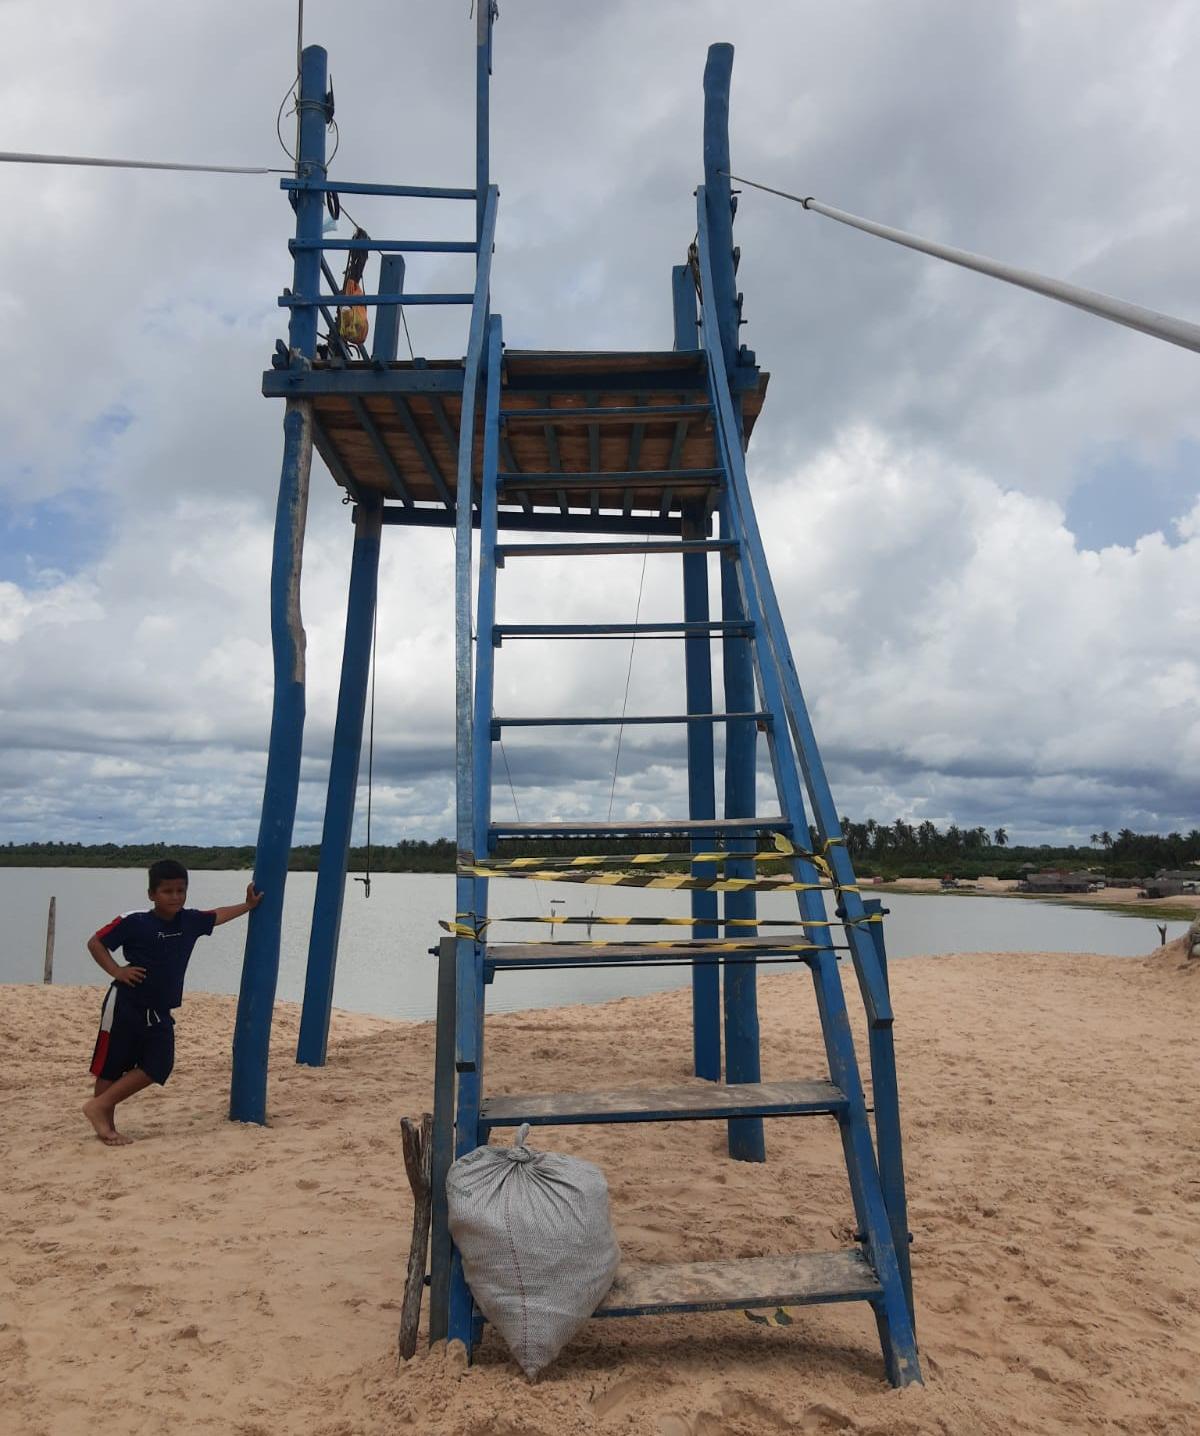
<box><xmin>479</xmin><ymin>1079</ymin><xmax>845</xmax><ymax>1128</ymax></box>
<box><xmin>594</xmin><ymin>1250</ymin><xmax>880</xmax><ymax>1318</ymax></box>
<box><xmin>485</xmin><ymin>935</ymin><xmax>818</xmax><ymax>967</ymax></box>
<box><xmin>489</xmin><ymin>816</ymin><xmax>786</xmax><ymax>839</ymax></box>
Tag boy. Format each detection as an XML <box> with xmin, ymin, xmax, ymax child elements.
<box><xmin>83</xmin><ymin>858</ymin><xmax>263</xmax><ymax>1145</ymax></box>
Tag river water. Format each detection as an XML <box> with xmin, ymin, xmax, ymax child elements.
<box><xmin>0</xmin><ymin>868</ymin><xmax>1178</xmax><ymax>1023</ymax></box>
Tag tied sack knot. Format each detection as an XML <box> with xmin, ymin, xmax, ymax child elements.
<box><xmin>504</xmin><ymin>1122</ymin><xmax>536</xmax><ymax>1163</ymax></box>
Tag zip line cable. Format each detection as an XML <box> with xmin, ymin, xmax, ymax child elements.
<box><xmin>0</xmin><ymin>150</ymin><xmax>289</xmax><ymax>175</ymax></box>
<box><xmin>724</xmin><ymin>171</ymin><xmax>1200</xmax><ymax>356</ymax></box>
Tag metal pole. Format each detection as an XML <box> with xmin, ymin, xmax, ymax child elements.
<box><xmin>230</xmin><ymin>44</ymin><xmax>327</xmax><ymax>1125</ymax></box>
<box><xmin>729</xmin><ymin>175</ymin><xmax>1200</xmax><ymax>357</ymax></box>
<box><xmin>43</xmin><ymin>896</ymin><xmax>55</xmax><ymax>984</ymax></box>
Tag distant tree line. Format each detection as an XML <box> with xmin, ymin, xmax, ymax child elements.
<box><xmin>3</xmin><ymin>825</ymin><xmax>1198</xmax><ymax>881</ymax></box>
<box><xmin>0</xmin><ymin>839</ymin><xmax>456</xmax><ymax>873</ymax></box>
<box><xmin>832</xmin><ymin>819</ymin><xmax>1200</xmax><ymax>880</ymax></box>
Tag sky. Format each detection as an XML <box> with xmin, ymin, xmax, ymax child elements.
<box><xmin>1</xmin><ymin>0</ymin><xmax>1197</xmax><ymax>851</ymax></box>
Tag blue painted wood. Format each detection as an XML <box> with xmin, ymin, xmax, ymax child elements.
<box><xmin>295</xmin><ymin>498</ymin><xmax>382</xmax><ymax>1068</ymax></box>
<box><xmin>720</xmin><ymin>499</ymin><xmax>765</xmax><ymax>1162</ymax></box>
<box><xmin>476</xmin><ymin>0</ymin><xmax>495</xmax><ymax>245</ymax></box>
<box><xmin>262</xmin><ymin>369</ymin><xmax>466</xmax><ymax>398</ymax></box>
<box><xmin>491</xmin><ymin>712</ymin><xmax>766</xmax><ymax>729</ymax></box>
<box><xmin>280</xmin><ymin>291</ymin><xmax>473</xmax><ymax>307</ymax></box>
<box><xmin>493</xmin><ymin>621</ymin><xmax>751</xmax><ymax>640</ymax></box>
<box><xmin>229</xmin><ymin>45</ymin><xmax>327</xmax><ymax>1126</ymax></box>
<box><xmin>290</xmin><ymin>238</ymin><xmax>477</xmax><ymax>252</ymax></box>
<box><xmin>501</xmin><ymin>404</ymin><xmax>710</xmax><ymax>422</ymax></box>
<box><xmin>370</xmin><ymin>255</ymin><xmax>406</xmax><ymax>368</ymax></box>
<box><xmin>381</xmin><ymin>507</ymin><xmax>689</xmax><ymax>536</ymax></box>
<box><xmin>497</xmin><ymin>540</ymin><xmax>728</xmax><ymax>559</ymax></box>
<box><xmin>682</xmin><ymin>506</ymin><xmax>721</xmax><ymax>1082</ymax></box>
<box><xmin>702</xmin><ymin>45</ymin><xmax>741</xmax><ymax>373</ymax></box>
<box><xmin>428</xmin><ymin>936</ymin><xmax>458</xmax><ymax>1342</ymax></box>
<box><xmin>694</xmin><ymin>186</ymin><xmax>892</xmax><ymax>1029</ymax></box>
<box><xmin>673</xmin><ymin>264</ymin><xmax>699</xmax><ymax>351</ymax></box>
<box><xmin>863</xmin><ymin>898</ymin><xmax>914</xmax><ymax>1331</ymax></box>
<box><xmin>281</xmin><ymin>178</ymin><xmax>476</xmax><ymax>199</ymax></box>
<box><xmin>498</xmin><ymin>469</ymin><xmax>722</xmax><ymax>486</ymax></box>
<box><xmin>808</xmin><ymin>947</ymin><xmax>921</xmax><ymax>1384</ymax></box>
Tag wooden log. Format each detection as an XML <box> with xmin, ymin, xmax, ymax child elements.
<box><xmin>43</xmin><ymin>896</ymin><xmax>56</xmax><ymax>984</ymax></box>
<box><xmin>398</xmin><ymin>1112</ymin><xmax>433</xmax><ymax>1360</ymax></box>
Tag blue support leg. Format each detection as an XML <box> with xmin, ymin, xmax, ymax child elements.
<box><xmin>863</xmin><ymin>898</ymin><xmax>915</xmax><ymax>1331</ymax></box>
<box><xmin>682</xmin><ymin>505</ymin><xmax>720</xmax><ymax>1081</ymax></box>
<box><xmin>230</xmin><ymin>45</ymin><xmax>327</xmax><ymax>1125</ymax></box>
<box><xmin>296</xmin><ymin>497</ymin><xmax>382</xmax><ymax>1067</ymax></box>
<box><xmin>720</xmin><ymin>502</ymin><xmax>764</xmax><ymax>1162</ymax></box>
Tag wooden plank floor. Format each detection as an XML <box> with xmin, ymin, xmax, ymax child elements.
<box><xmin>296</xmin><ymin>350</ymin><xmax>768</xmax><ymax>513</ymax></box>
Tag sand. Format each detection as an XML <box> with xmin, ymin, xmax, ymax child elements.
<box><xmin>2</xmin><ymin>946</ymin><xmax>1197</xmax><ymax>1436</ymax></box>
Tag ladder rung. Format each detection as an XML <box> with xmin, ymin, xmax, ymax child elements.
<box><xmin>485</xmin><ymin>935</ymin><xmax>813</xmax><ymax>966</ymax></box>
<box><xmin>498</xmin><ymin>470</ymin><xmax>722</xmax><ymax>487</ymax></box>
<box><xmin>492</xmin><ymin>712</ymin><xmax>769</xmax><ymax>730</ymax></box>
<box><xmin>595</xmin><ymin>1251</ymin><xmax>881</xmax><ymax>1318</ymax></box>
<box><xmin>499</xmin><ymin>404</ymin><xmax>711</xmax><ymax>422</ymax></box>
<box><xmin>289</xmin><ymin>238</ymin><xmax>478</xmax><ymax>253</ymax></box>
<box><xmin>479</xmin><ymin>1079</ymin><xmax>846</xmax><ymax>1128</ymax></box>
<box><xmin>488</xmin><ymin>817</ymin><xmax>788</xmax><ymax>840</ymax></box>
<box><xmin>493</xmin><ymin>621</ymin><xmax>751</xmax><ymax>641</ymax></box>
<box><xmin>496</xmin><ymin>540</ymin><xmax>734</xmax><ymax>560</ymax></box>
<box><xmin>278</xmin><ymin>292</ymin><xmax>474</xmax><ymax>307</ymax></box>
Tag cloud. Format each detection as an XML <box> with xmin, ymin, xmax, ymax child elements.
<box><xmin>1</xmin><ymin>1</ymin><xmax>1198</xmax><ymax>846</ymax></box>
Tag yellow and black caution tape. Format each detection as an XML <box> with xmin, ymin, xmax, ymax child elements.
<box><xmin>439</xmin><ymin>912</ymin><xmax>881</xmax><ymax>937</ymax></box>
<box><xmin>480</xmin><ymin>830</ymin><xmax>846</xmax><ymax>874</ymax></box>
<box><xmin>458</xmin><ymin>865</ymin><xmax>856</xmax><ymax>894</ymax></box>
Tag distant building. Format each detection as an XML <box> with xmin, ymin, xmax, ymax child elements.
<box><xmin>1141</xmin><ymin>869</ymin><xmax>1200</xmax><ymax>899</ymax></box>
<box><xmin>1018</xmin><ymin>869</ymin><xmax>1104</xmax><ymax>894</ymax></box>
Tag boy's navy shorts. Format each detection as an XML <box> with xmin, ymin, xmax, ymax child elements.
<box><xmin>89</xmin><ymin>984</ymin><xmax>175</xmax><ymax>1086</ymax></box>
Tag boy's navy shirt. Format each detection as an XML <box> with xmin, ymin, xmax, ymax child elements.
<box><xmin>95</xmin><ymin>908</ymin><xmax>216</xmax><ymax>1011</ymax></box>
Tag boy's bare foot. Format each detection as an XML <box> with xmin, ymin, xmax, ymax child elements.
<box><xmin>83</xmin><ymin>1098</ymin><xmax>130</xmax><ymax>1145</ymax></box>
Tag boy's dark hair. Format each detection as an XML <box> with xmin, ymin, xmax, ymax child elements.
<box><xmin>148</xmin><ymin>858</ymin><xmax>189</xmax><ymax>892</ymax></box>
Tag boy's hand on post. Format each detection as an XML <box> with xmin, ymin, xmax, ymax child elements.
<box><xmin>245</xmin><ymin>884</ymin><xmax>264</xmax><ymax>909</ymax></box>
<box><xmin>115</xmin><ymin>966</ymin><xmax>146</xmax><ymax>985</ymax></box>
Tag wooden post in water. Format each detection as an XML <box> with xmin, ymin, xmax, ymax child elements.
<box><xmin>43</xmin><ymin>896</ymin><xmax>56</xmax><ymax>984</ymax></box>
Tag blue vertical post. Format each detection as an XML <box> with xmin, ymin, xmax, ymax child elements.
<box><xmin>230</xmin><ymin>44</ymin><xmax>327</xmax><ymax>1124</ymax></box>
<box><xmin>720</xmin><ymin>496</ymin><xmax>765</xmax><ymax>1161</ymax></box>
<box><xmin>476</xmin><ymin>2</ymin><xmax>495</xmax><ymax>245</ymax></box>
<box><xmin>863</xmin><ymin>897</ymin><xmax>914</xmax><ymax>1330</ymax></box>
<box><xmin>295</xmin><ymin>257</ymin><xmax>401</xmax><ymax>1068</ymax></box>
<box><xmin>682</xmin><ymin>507</ymin><xmax>720</xmax><ymax>1081</ymax></box>
<box><xmin>702</xmin><ymin>44</ymin><xmax>740</xmax><ymax>374</ymax></box>
<box><xmin>672</xmin><ymin>263</ymin><xmax>697</xmax><ymax>352</ymax></box>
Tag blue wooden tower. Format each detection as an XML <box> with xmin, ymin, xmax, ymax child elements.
<box><xmin>232</xmin><ymin>10</ymin><xmax>919</xmax><ymax>1387</ymax></box>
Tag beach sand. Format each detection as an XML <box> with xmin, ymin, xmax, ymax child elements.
<box><xmin>2</xmin><ymin>945</ymin><xmax>1197</xmax><ymax>1435</ymax></box>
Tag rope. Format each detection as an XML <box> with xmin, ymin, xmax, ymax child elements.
<box><xmin>588</xmin><ymin>541</ymin><xmax>651</xmax><ymax>932</ymax></box>
<box><xmin>496</xmin><ymin>737</ymin><xmax>549</xmax><ymax>919</ymax></box>
<box><xmin>724</xmin><ymin>170</ymin><xmax>1200</xmax><ymax>357</ymax></box>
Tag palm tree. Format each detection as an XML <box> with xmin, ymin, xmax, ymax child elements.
<box><xmin>993</xmin><ymin>828</ymin><xmax>1008</xmax><ymax>848</ymax></box>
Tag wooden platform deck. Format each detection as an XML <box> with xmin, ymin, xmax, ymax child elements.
<box><xmin>263</xmin><ymin>349</ymin><xmax>768</xmax><ymax>519</ymax></box>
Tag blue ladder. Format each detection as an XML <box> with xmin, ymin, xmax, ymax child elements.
<box><xmin>429</xmin><ymin>326</ymin><xmax>920</xmax><ymax>1388</ymax></box>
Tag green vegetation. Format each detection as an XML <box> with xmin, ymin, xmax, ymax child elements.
<box><xmin>0</xmin><ymin>839</ymin><xmax>455</xmax><ymax>872</ymax></box>
<box><xmin>832</xmin><ymin>821</ymin><xmax>1200</xmax><ymax>883</ymax></box>
<box><xmin>2</xmin><ymin>823</ymin><xmax>1198</xmax><ymax>885</ymax></box>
